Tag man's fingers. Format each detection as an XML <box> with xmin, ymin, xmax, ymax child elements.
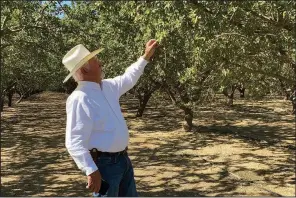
<box><xmin>91</xmin><ymin>185</ymin><xmax>95</xmax><ymax>192</ymax></box>
<box><xmin>87</xmin><ymin>182</ymin><xmax>95</xmax><ymax>192</ymax></box>
<box><xmin>93</xmin><ymin>181</ymin><xmax>101</xmax><ymax>193</ymax></box>
<box><xmin>146</xmin><ymin>41</ymin><xmax>158</xmax><ymax>54</ymax></box>
<box><xmin>87</xmin><ymin>182</ymin><xmax>101</xmax><ymax>193</ymax></box>
<box><xmin>143</xmin><ymin>39</ymin><xmax>158</xmax><ymax>61</ymax></box>
<box><xmin>148</xmin><ymin>39</ymin><xmax>156</xmax><ymax>46</ymax></box>
<box><xmin>150</xmin><ymin>41</ymin><xmax>158</xmax><ymax>49</ymax></box>
<box><xmin>147</xmin><ymin>39</ymin><xmax>157</xmax><ymax>47</ymax></box>
<box><xmin>94</xmin><ymin>185</ymin><xmax>99</xmax><ymax>193</ymax></box>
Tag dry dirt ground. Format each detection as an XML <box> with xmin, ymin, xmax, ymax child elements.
<box><xmin>1</xmin><ymin>92</ymin><xmax>295</xmax><ymax>196</ymax></box>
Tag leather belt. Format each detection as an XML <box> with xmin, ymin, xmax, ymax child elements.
<box><xmin>89</xmin><ymin>147</ymin><xmax>128</xmax><ymax>163</ymax></box>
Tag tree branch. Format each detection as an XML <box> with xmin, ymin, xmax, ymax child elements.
<box><xmin>233</xmin><ymin>62</ymin><xmax>294</xmax><ymax>84</ymax></box>
<box><xmin>56</xmin><ymin>0</ymin><xmax>72</xmax><ymax>18</ymax></box>
<box><xmin>240</xmin><ymin>7</ymin><xmax>294</xmax><ymax>32</ymax></box>
<box><xmin>1</xmin><ymin>43</ymin><xmax>12</xmax><ymax>50</ymax></box>
<box><xmin>1</xmin><ymin>25</ymin><xmax>47</xmax><ymax>36</ymax></box>
<box><xmin>1</xmin><ymin>15</ymin><xmax>8</xmax><ymax>30</ymax></box>
<box><xmin>215</xmin><ymin>32</ymin><xmax>248</xmax><ymax>40</ymax></box>
<box><xmin>188</xmin><ymin>1</ymin><xmax>215</xmax><ymax>15</ymax></box>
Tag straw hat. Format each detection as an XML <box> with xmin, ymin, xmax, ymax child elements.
<box><xmin>62</xmin><ymin>44</ymin><xmax>104</xmax><ymax>83</ymax></box>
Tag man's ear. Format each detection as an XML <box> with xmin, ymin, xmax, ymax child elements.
<box><xmin>81</xmin><ymin>63</ymin><xmax>90</xmax><ymax>74</ymax></box>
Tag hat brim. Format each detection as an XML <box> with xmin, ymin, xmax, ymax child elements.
<box><xmin>63</xmin><ymin>48</ymin><xmax>104</xmax><ymax>83</ymax></box>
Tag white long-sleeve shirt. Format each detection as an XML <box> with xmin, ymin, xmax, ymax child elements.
<box><xmin>65</xmin><ymin>57</ymin><xmax>148</xmax><ymax>176</ymax></box>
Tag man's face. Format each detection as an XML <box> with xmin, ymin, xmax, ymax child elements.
<box><xmin>88</xmin><ymin>56</ymin><xmax>104</xmax><ymax>80</ymax></box>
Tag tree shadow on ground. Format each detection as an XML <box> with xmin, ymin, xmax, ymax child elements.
<box><xmin>1</xmin><ymin>92</ymin><xmax>294</xmax><ymax>196</ymax></box>
<box><xmin>1</xmin><ymin>93</ymin><xmax>92</xmax><ymax>197</ymax></box>
<box><xmin>197</xmin><ymin>124</ymin><xmax>294</xmax><ymax>148</ymax></box>
<box><xmin>129</xmin><ymin>130</ymin><xmax>294</xmax><ymax>196</ymax></box>
<box><xmin>126</xmin><ymin>98</ymin><xmax>294</xmax><ymax>196</ymax></box>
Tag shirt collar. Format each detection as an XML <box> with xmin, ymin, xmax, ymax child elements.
<box><xmin>77</xmin><ymin>81</ymin><xmax>103</xmax><ymax>90</ymax></box>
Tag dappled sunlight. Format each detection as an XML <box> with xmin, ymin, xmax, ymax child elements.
<box><xmin>1</xmin><ymin>92</ymin><xmax>295</xmax><ymax>196</ymax></box>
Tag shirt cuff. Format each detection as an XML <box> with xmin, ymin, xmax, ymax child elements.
<box><xmin>139</xmin><ymin>56</ymin><xmax>149</xmax><ymax>65</ymax></box>
<box><xmin>85</xmin><ymin>164</ymin><xmax>98</xmax><ymax>176</ymax></box>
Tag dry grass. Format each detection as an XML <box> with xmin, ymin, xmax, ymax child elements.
<box><xmin>1</xmin><ymin>92</ymin><xmax>295</xmax><ymax>196</ymax></box>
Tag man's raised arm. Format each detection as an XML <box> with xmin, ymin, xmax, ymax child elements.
<box><xmin>111</xmin><ymin>39</ymin><xmax>158</xmax><ymax>97</ymax></box>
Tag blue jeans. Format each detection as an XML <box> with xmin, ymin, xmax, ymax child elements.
<box><xmin>94</xmin><ymin>152</ymin><xmax>138</xmax><ymax>197</ymax></box>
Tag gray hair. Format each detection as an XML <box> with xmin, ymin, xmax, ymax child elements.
<box><xmin>73</xmin><ymin>61</ymin><xmax>90</xmax><ymax>82</ymax></box>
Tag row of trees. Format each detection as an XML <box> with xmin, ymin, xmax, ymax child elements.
<box><xmin>1</xmin><ymin>1</ymin><xmax>295</xmax><ymax>130</ymax></box>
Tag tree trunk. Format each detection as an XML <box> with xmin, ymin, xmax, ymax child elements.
<box><xmin>1</xmin><ymin>82</ymin><xmax>17</xmax><ymax>110</ymax></box>
<box><xmin>23</xmin><ymin>88</ymin><xmax>33</xmax><ymax>99</ymax></box>
<box><xmin>182</xmin><ymin>107</ymin><xmax>193</xmax><ymax>132</ymax></box>
<box><xmin>291</xmin><ymin>88</ymin><xmax>296</xmax><ymax>115</ymax></box>
<box><xmin>7</xmin><ymin>90</ymin><xmax>13</xmax><ymax>107</ymax></box>
<box><xmin>279</xmin><ymin>79</ymin><xmax>290</xmax><ymax>100</ymax></box>
<box><xmin>290</xmin><ymin>63</ymin><xmax>296</xmax><ymax>113</ymax></box>
<box><xmin>238</xmin><ymin>87</ymin><xmax>245</xmax><ymax>98</ymax></box>
<box><xmin>16</xmin><ymin>94</ymin><xmax>24</xmax><ymax>104</ymax></box>
<box><xmin>227</xmin><ymin>97</ymin><xmax>234</xmax><ymax>106</ymax></box>
<box><xmin>136</xmin><ymin>93</ymin><xmax>152</xmax><ymax>117</ymax></box>
<box><xmin>135</xmin><ymin>82</ymin><xmax>161</xmax><ymax>117</ymax></box>
<box><xmin>166</xmin><ymin>85</ymin><xmax>194</xmax><ymax>132</ymax></box>
<box><xmin>228</xmin><ymin>88</ymin><xmax>235</xmax><ymax>106</ymax></box>
<box><xmin>223</xmin><ymin>85</ymin><xmax>236</xmax><ymax>106</ymax></box>
<box><xmin>0</xmin><ymin>97</ymin><xmax>4</xmax><ymax>112</ymax></box>
<box><xmin>286</xmin><ymin>92</ymin><xmax>291</xmax><ymax>100</ymax></box>
<box><xmin>291</xmin><ymin>92</ymin><xmax>296</xmax><ymax>114</ymax></box>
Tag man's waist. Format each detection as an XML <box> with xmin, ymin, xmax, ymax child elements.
<box><xmin>89</xmin><ymin>147</ymin><xmax>128</xmax><ymax>159</ymax></box>
<box><xmin>88</xmin><ymin>132</ymin><xmax>129</xmax><ymax>151</ymax></box>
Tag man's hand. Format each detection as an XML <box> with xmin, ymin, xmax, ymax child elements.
<box><xmin>143</xmin><ymin>39</ymin><xmax>158</xmax><ymax>61</ymax></box>
<box><xmin>87</xmin><ymin>170</ymin><xmax>102</xmax><ymax>193</ymax></box>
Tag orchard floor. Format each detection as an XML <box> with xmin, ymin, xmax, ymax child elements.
<box><xmin>1</xmin><ymin>92</ymin><xmax>295</xmax><ymax>196</ymax></box>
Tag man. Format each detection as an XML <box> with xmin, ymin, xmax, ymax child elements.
<box><xmin>62</xmin><ymin>39</ymin><xmax>158</xmax><ymax>197</ymax></box>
